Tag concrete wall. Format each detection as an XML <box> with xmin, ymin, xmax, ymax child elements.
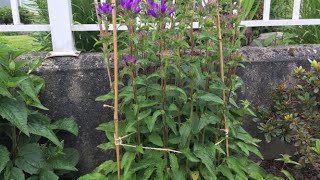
<box><xmin>19</xmin><ymin>44</ymin><xmax>320</xmax><ymax>176</ymax></box>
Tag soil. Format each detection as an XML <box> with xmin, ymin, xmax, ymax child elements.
<box><xmin>260</xmin><ymin>160</ymin><xmax>320</xmax><ymax>180</ymax></box>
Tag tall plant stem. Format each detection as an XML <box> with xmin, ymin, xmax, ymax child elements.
<box><xmin>94</xmin><ymin>0</ymin><xmax>112</xmax><ymax>88</ymax></box>
<box><xmin>216</xmin><ymin>1</ymin><xmax>229</xmax><ymax>158</ymax></box>
<box><xmin>12</xmin><ymin>125</ymin><xmax>17</xmax><ymax>159</ymax></box>
<box><xmin>110</xmin><ymin>1</ymin><xmax>121</xmax><ymax>179</ymax></box>
<box><xmin>131</xmin><ymin>71</ymin><xmax>141</xmax><ymax>147</ymax></box>
<box><xmin>190</xmin><ymin>1</ymin><xmax>196</xmax><ymax>56</ymax></box>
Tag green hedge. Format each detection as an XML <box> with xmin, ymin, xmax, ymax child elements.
<box><xmin>0</xmin><ymin>6</ymin><xmax>33</xmax><ymax>24</ymax></box>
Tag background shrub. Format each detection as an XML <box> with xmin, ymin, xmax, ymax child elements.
<box><xmin>0</xmin><ymin>6</ymin><xmax>33</xmax><ymax>25</ymax></box>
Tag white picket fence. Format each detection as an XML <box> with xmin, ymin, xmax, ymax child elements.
<box><xmin>0</xmin><ymin>0</ymin><xmax>319</xmax><ymax>57</ymax></box>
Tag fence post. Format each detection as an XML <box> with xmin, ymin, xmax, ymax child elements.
<box><xmin>10</xmin><ymin>0</ymin><xmax>21</xmax><ymax>25</ymax></box>
<box><xmin>293</xmin><ymin>0</ymin><xmax>302</xmax><ymax>20</ymax></box>
<box><xmin>263</xmin><ymin>0</ymin><xmax>271</xmax><ymax>21</ymax></box>
<box><xmin>47</xmin><ymin>0</ymin><xmax>80</xmax><ymax>57</ymax></box>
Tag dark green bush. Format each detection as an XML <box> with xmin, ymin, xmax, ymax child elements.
<box><xmin>0</xmin><ymin>6</ymin><xmax>33</xmax><ymax>24</ymax></box>
<box><xmin>255</xmin><ymin>59</ymin><xmax>320</xmax><ymax>167</ymax></box>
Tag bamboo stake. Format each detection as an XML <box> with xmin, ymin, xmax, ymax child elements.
<box><xmin>216</xmin><ymin>0</ymin><xmax>229</xmax><ymax>158</ymax></box>
<box><xmin>110</xmin><ymin>0</ymin><xmax>121</xmax><ymax>179</ymax></box>
<box><xmin>93</xmin><ymin>0</ymin><xmax>113</xmax><ymax>88</ymax></box>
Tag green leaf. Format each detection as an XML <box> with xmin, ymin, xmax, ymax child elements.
<box><xmin>78</xmin><ymin>173</ymin><xmax>106</xmax><ymax>180</ymax></box>
<box><xmin>166</xmin><ymin>85</ymin><xmax>187</xmax><ymax>103</ymax></box>
<box><xmin>182</xmin><ymin>149</ymin><xmax>200</xmax><ymax>162</ymax></box>
<box><xmin>39</xmin><ymin>170</ymin><xmax>59</xmax><ymax>180</ymax></box>
<box><xmin>6</xmin><ymin>76</ymin><xmax>28</xmax><ymax>88</ymax></box>
<box><xmin>0</xmin><ymin>97</ymin><xmax>29</xmax><ymax>136</ymax></box>
<box><xmin>51</xmin><ymin>118</ymin><xmax>78</xmax><ymax>136</ymax></box>
<box><xmin>97</xmin><ymin>142</ymin><xmax>115</xmax><ymax>151</ymax></box>
<box><xmin>218</xmin><ymin>165</ymin><xmax>234</xmax><ymax>180</ymax></box>
<box><xmin>122</xmin><ymin>152</ymin><xmax>136</xmax><ymax>180</ymax></box>
<box><xmin>27</xmin><ymin>176</ymin><xmax>39</xmax><ymax>180</ymax></box>
<box><xmin>146</xmin><ymin>110</ymin><xmax>162</xmax><ymax>132</ymax></box>
<box><xmin>249</xmin><ymin>172</ymin><xmax>264</xmax><ymax>180</ymax></box>
<box><xmin>179</xmin><ymin>123</ymin><xmax>191</xmax><ymax>147</ymax></box>
<box><xmin>15</xmin><ymin>143</ymin><xmax>46</xmax><ymax>175</ymax></box>
<box><xmin>169</xmin><ymin>154</ymin><xmax>184</xmax><ymax>179</ymax></box>
<box><xmin>149</xmin><ymin>133</ymin><xmax>164</xmax><ymax>147</ymax></box>
<box><xmin>194</xmin><ymin>147</ymin><xmax>215</xmax><ymax>177</ymax></box>
<box><xmin>236</xmin><ymin>142</ymin><xmax>250</xmax><ymax>156</ymax></box>
<box><xmin>193</xmin><ymin>113</ymin><xmax>220</xmax><ymax>133</ymax></box>
<box><xmin>142</xmin><ymin>168</ymin><xmax>155</xmax><ymax>180</ymax></box>
<box><xmin>199</xmin><ymin>93</ymin><xmax>224</xmax><ymax>105</ymax></box>
<box><xmin>0</xmin><ymin>145</ymin><xmax>10</xmax><ymax>173</ymax></box>
<box><xmin>48</xmin><ymin>148</ymin><xmax>79</xmax><ymax>171</ymax></box>
<box><xmin>226</xmin><ymin>157</ymin><xmax>246</xmax><ymax>179</ymax></box>
<box><xmin>7</xmin><ymin>167</ymin><xmax>25</xmax><ymax>180</ymax></box>
<box><xmin>28</xmin><ymin>114</ymin><xmax>62</xmax><ymax>148</ymax></box>
<box><xmin>95</xmin><ymin>92</ymin><xmax>114</xmax><ymax>102</ymax></box>
<box><xmin>95</xmin><ymin>160</ymin><xmax>117</xmax><ymax>175</ymax></box>
<box><xmin>19</xmin><ymin>79</ymin><xmax>48</xmax><ymax>110</ymax></box>
<box><xmin>247</xmin><ymin>145</ymin><xmax>264</xmax><ymax>159</ymax></box>
<box><xmin>0</xmin><ymin>82</ymin><xmax>12</xmax><ymax>98</ymax></box>
<box><xmin>281</xmin><ymin>170</ymin><xmax>294</xmax><ymax>180</ymax></box>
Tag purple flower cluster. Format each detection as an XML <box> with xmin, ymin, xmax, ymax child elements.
<box><xmin>120</xmin><ymin>0</ymin><xmax>142</xmax><ymax>14</ymax></box>
<box><xmin>123</xmin><ymin>54</ymin><xmax>137</xmax><ymax>66</ymax></box>
<box><xmin>97</xmin><ymin>2</ymin><xmax>112</xmax><ymax>16</ymax></box>
<box><xmin>147</xmin><ymin>0</ymin><xmax>175</xmax><ymax>18</ymax></box>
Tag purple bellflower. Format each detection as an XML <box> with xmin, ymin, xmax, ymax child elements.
<box><xmin>97</xmin><ymin>2</ymin><xmax>112</xmax><ymax>16</ymax></box>
<box><xmin>147</xmin><ymin>0</ymin><xmax>175</xmax><ymax>18</ymax></box>
<box><xmin>119</xmin><ymin>0</ymin><xmax>142</xmax><ymax>14</ymax></box>
<box><xmin>123</xmin><ymin>54</ymin><xmax>137</xmax><ymax>66</ymax></box>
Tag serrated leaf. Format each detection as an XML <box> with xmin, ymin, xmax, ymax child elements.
<box><xmin>226</xmin><ymin>157</ymin><xmax>246</xmax><ymax>179</ymax></box>
<box><xmin>95</xmin><ymin>92</ymin><xmax>114</xmax><ymax>102</ymax></box>
<box><xmin>0</xmin><ymin>82</ymin><xmax>12</xmax><ymax>98</ymax></box>
<box><xmin>28</xmin><ymin>114</ymin><xmax>62</xmax><ymax>148</ymax></box>
<box><xmin>169</xmin><ymin>154</ymin><xmax>184</xmax><ymax>179</ymax></box>
<box><xmin>199</xmin><ymin>93</ymin><xmax>224</xmax><ymax>104</ymax></box>
<box><xmin>39</xmin><ymin>170</ymin><xmax>59</xmax><ymax>180</ymax></box>
<box><xmin>218</xmin><ymin>165</ymin><xmax>234</xmax><ymax>180</ymax></box>
<box><xmin>78</xmin><ymin>173</ymin><xmax>106</xmax><ymax>180</ymax></box>
<box><xmin>146</xmin><ymin>110</ymin><xmax>162</xmax><ymax>132</ymax></box>
<box><xmin>121</xmin><ymin>152</ymin><xmax>136</xmax><ymax>180</ymax></box>
<box><xmin>48</xmin><ymin>148</ymin><xmax>79</xmax><ymax>171</ymax></box>
<box><xmin>149</xmin><ymin>133</ymin><xmax>163</xmax><ymax>147</ymax></box>
<box><xmin>249</xmin><ymin>172</ymin><xmax>264</xmax><ymax>180</ymax></box>
<box><xmin>142</xmin><ymin>168</ymin><xmax>155</xmax><ymax>180</ymax></box>
<box><xmin>166</xmin><ymin>85</ymin><xmax>187</xmax><ymax>103</ymax></box>
<box><xmin>179</xmin><ymin>123</ymin><xmax>191</xmax><ymax>147</ymax></box>
<box><xmin>95</xmin><ymin>160</ymin><xmax>117</xmax><ymax>175</ymax></box>
<box><xmin>98</xmin><ymin>142</ymin><xmax>115</xmax><ymax>151</ymax></box>
<box><xmin>0</xmin><ymin>97</ymin><xmax>29</xmax><ymax>136</ymax></box>
<box><xmin>0</xmin><ymin>145</ymin><xmax>10</xmax><ymax>173</ymax></box>
<box><xmin>182</xmin><ymin>149</ymin><xmax>200</xmax><ymax>162</ymax></box>
<box><xmin>6</xmin><ymin>76</ymin><xmax>28</xmax><ymax>88</ymax></box>
<box><xmin>15</xmin><ymin>143</ymin><xmax>46</xmax><ymax>175</ymax></box>
<box><xmin>7</xmin><ymin>167</ymin><xmax>25</xmax><ymax>180</ymax></box>
<box><xmin>281</xmin><ymin>170</ymin><xmax>294</xmax><ymax>180</ymax></box>
<box><xmin>194</xmin><ymin>147</ymin><xmax>215</xmax><ymax>177</ymax></box>
<box><xmin>193</xmin><ymin>113</ymin><xmax>220</xmax><ymax>133</ymax></box>
<box><xmin>19</xmin><ymin>79</ymin><xmax>48</xmax><ymax>110</ymax></box>
<box><xmin>51</xmin><ymin>118</ymin><xmax>78</xmax><ymax>136</ymax></box>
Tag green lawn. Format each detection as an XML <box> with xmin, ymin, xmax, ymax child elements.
<box><xmin>0</xmin><ymin>35</ymin><xmax>42</xmax><ymax>53</ymax></box>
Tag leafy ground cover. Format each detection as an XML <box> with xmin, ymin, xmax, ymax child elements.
<box><xmin>0</xmin><ymin>35</ymin><xmax>42</xmax><ymax>53</ymax></box>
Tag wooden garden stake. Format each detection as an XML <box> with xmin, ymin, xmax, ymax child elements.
<box><xmin>216</xmin><ymin>1</ymin><xmax>229</xmax><ymax>158</ymax></box>
<box><xmin>110</xmin><ymin>0</ymin><xmax>121</xmax><ymax>179</ymax></box>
